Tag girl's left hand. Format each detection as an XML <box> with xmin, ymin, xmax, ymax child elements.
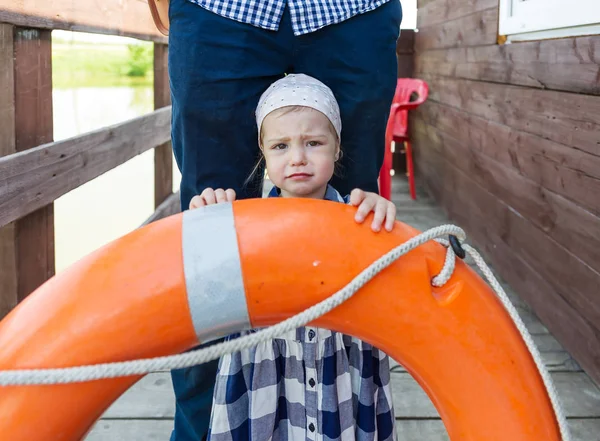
<box><xmin>349</xmin><ymin>189</ymin><xmax>397</xmax><ymax>232</ymax></box>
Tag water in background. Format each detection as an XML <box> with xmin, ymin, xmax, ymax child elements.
<box><xmin>53</xmin><ymin>86</ymin><xmax>181</xmax><ymax>273</ymax></box>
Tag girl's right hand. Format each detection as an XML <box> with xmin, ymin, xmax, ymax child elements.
<box><xmin>349</xmin><ymin>189</ymin><xmax>396</xmax><ymax>232</ymax></box>
<box><xmin>189</xmin><ymin>188</ymin><xmax>236</xmax><ymax>209</ymax></box>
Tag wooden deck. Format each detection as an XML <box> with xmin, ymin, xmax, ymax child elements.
<box><xmin>85</xmin><ymin>178</ymin><xmax>600</xmax><ymax>441</ymax></box>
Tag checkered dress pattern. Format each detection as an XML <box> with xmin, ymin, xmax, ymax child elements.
<box><xmin>207</xmin><ymin>185</ymin><xmax>396</xmax><ymax>441</ymax></box>
<box><xmin>185</xmin><ymin>0</ymin><xmax>391</xmax><ymax>35</ymax></box>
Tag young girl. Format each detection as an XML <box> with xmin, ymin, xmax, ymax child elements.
<box><xmin>190</xmin><ymin>74</ymin><xmax>397</xmax><ymax>441</ymax></box>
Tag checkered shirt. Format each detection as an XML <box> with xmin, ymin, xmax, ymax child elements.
<box><xmin>186</xmin><ymin>0</ymin><xmax>392</xmax><ymax>35</ymax></box>
<box><xmin>207</xmin><ymin>185</ymin><xmax>396</xmax><ymax>441</ymax></box>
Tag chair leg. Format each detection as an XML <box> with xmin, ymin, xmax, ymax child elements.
<box><xmin>405</xmin><ymin>140</ymin><xmax>416</xmax><ymax>200</ymax></box>
<box><xmin>379</xmin><ymin>152</ymin><xmax>392</xmax><ymax>200</ymax></box>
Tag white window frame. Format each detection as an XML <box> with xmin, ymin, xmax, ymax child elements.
<box><xmin>499</xmin><ymin>0</ymin><xmax>600</xmax><ymax>42</ymax></box>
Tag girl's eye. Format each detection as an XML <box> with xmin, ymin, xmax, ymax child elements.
<box><xmin>272</xmin><ymin>143</ymin><xmax>287</xmax><ymax>150</ymax></box>
<box><xmin>307</xmin><ymin>140</ymin><xmax>322</xmax><ymax>147</ymax></box>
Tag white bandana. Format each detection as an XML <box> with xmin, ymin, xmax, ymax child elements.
<box><xmin>255</xmin><ymin>74</ymin><xmax>342</xmax><ymax>140</ymax></box>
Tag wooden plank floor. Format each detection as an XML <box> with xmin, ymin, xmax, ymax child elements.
<box><xmin>85</xmin><ymin>178</ymin><xmax>600</xmax><ymax>440</ymax></box>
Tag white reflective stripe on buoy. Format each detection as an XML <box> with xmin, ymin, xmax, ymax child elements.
<box><xmin>182</xmin><ymin>203</ymin><xmax>250</xmax><ymax>341</ymax></box>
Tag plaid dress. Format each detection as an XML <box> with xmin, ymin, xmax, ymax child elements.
<box><xmin>207</xmin><ymin>185</ymin><xmax>396</xmax><ymax>441</ymax></box>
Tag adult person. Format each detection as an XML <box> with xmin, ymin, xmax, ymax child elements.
<box><xmin>168</xmin><ymin>1</ymin><xmax>402</xmax><ymax>439</ymax></box>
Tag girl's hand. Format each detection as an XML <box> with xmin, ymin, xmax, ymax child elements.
<box><xmin>349</xmin><ymin>189</ymin><xmax>396</xmax><ymax>232</ymax></box>
<box><xmin>189</xmin><ymin>188</ymin><xmax>236</xmax><ymax>209</ymax></box>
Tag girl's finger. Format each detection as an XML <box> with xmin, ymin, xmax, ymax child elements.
<box><xmin>385</xmin><ymin>203</ymin><xmax>397</xmax><ymax>231</ymax></box>
<box><xmin>214</xmin><ymin>188</ymin><xmax>228</xmax><ymax>203</ymax></box>
<box><xmin>201</xmin><ymin>188</ymin><xmax>217</xmax><ymax>205</ymax></box>
<box><xmin>349</xmin><ymin>188</ymin><xmax>365</xmax><ymax>206</ymax></box>
<box><xmin>225</xmin><ymin>189</ymin><xmax>237</xmax><ymax>202</ymax></box>
<box><xmin>355</xmin><ymin>196</ymin><xmax>376</xmax><ymax>223</ymax></box>
<box><xmin>189</xmin><ymin>195</ymin><xmax>206</xmax><ymax>209</ymax></box>
<box><xmin>371</xmin><ymin>199</ymin><xmax>388</xmax><ymax>232</ymax></box>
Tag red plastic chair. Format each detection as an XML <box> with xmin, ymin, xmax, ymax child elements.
<box><xmin>379</xmin><ymin>78</ymin><xmax>429</xmax><ymax>200</ymax></box>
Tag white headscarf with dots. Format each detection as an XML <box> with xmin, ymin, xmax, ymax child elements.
<box><xmin>255</xmin><ymin>74</ymin><xmax>342</xmax><ymax>140</ymax></box>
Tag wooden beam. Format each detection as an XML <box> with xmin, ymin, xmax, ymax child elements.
<box><xmin>413</xmin><ymin>118</ymin><xmax>600</xmax><ymax>322</ymax></box>
<box><xmin>414</xmin><ymin>139</ymin><xmax>600</xmax><ymax>385</ymax></box>
<box><xmin>392</xmin><ymin>371</ymin><xmax>600</xmax><ymax>418</ymax></box>
<box><xmin>0</xmin><ymin>107</ymin><xmax>171</xmax><ymax>229</ymax></box>
<box><xmin>415</xmin><ymin>101</ymin><xmax>600</xmax><ymax>217</ymax></box>
<box><xmin>0</xmin><ymin>0</ymin><xmax>166</xmax><ymax>43</ymax></box>
<box><xmin>14</xmin><ymin>27</ymin><xmax>55</xmax><ymax>302</ymax></box>
<box><xmin>0</xmin><ymin>24</ymin><xmax>17</xmax><ymax>318</ymax></box>
<box><xmin>393</xmin><ymin>419</ymin><xmax>600</xmax><ymax>441</ymax></box>
<box><xmin>0</xmin><ymin>223</ymin><xmax>17</xmax><ymax>318</ymax></box>
<box><xmin>99</xmin><ymin>370</ymin><xmax>600</xmax><ymax>418</ymax></box>
<box><xmin>153</xmin><ymin>43</ymin><xmax>173</xmax><ymax>208</ymax></box>
<box><xmin>397</xmin><ymin>38</ymin><xmax>415</xmax><ymax>79</ymax></box>
<box><xmin>416</xmin><ymin>8</ymin><xmax>498</xmax><ymax>51</ymax></box>
<box><xmin>394</xmin><ymin>30</ymin><xmax>415</xmax><ymax>172</ymax></box>
<box><xmin>414</xmin><ymin>37</ymin><xmax>600</xmax><ymax>96</ymax></box>
<box><xmin>396</xmin><ymin>30</ymin><xmax>415</xmax><ymax>54</ymax></box>
<box><xmin>85</xmin><ymin>418</ymin><xmax>600</xmax><ymax>441</ymax></box>
<box><xmin>0</xmin><ymin>26</ymin><xmax>57</xmax><ymax>311</ymax></box>
<box><xmin>414</xmin><ymin>112</ymin><xmax>600</xmax><ymax>279</ymax></box>
<box><xmin>417</xmin><ymin>0</ymin><xmax>498</xmax><ymax>28</ymax></box>
<box><xmin>421</xmin><ymin>75</ymin><xmax>600</xmax><ymax>158</ymax></box>
<box><xmin>141</xmin><ymin>191</ymin><xmax>180</xmax><ymax>227</ymax></box>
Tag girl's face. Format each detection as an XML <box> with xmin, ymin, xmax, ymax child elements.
<box><xmin>261</xmin><ymin>107</ymin><xmax>339</xmax><ymax>199</ymax></box>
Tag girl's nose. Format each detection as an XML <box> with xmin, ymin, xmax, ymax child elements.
<box><xmin>289</xmin><ymin>145</ymin><xmax>307</xmax><ymax>166</ymax></box>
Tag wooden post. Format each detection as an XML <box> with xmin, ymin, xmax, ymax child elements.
<box><xmin>393</xmin><ymin>30</ymin><xmax>416</xmax><ymax>174</ymax></box>
<box><xmin>0</xmin><ymin>25</ymin><xmax>54</xmax><ymax>317</ymax></box>
<box><xmin>0</xmin><ymin>24</ymin><xmax>17</xmax><ymax>318</ymax></box>
<box><xmin>397</xmin><ymin>29</ymin><xmax>415</xmax><ymax>78</ymax></box>
<box><xmin>153</xmin><ymin>42</ymin><xmax>173</xmax><ymax>208</ymax></box>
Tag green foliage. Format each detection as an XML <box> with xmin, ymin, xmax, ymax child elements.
<box><xmin>126</xmin><ymin>44</ymin><xmax>153</xmax><ymax>77</ymax></box>
<box><xmin>52</xmin><ymin>39</ymin><xmax>153</xmax><ymax>88</ymax></box>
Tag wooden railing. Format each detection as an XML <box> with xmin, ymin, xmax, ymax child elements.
<box><xmin>0</xmin><ymin>107</ymin><xmax>172</xmax><ymax>228</ymax></box>
<box><xmin>0</xmin><ymin>0</ymin><xmax>166</xmax><ymax>42</ymax></box>
<box><xmin>0</xmin><ymin>1</ymin><xmax>178</xmax><ymax>318</ymax></box>
<box><xmin>0</xmin><ymin>2</ymin><xmax>418</xmax><ymax>319</ymax></box>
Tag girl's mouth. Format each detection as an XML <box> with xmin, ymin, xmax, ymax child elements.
<box><xmin>287</xmin><ymin>173</ymin><xmax>313</xmax><ymax>180</ymax></box>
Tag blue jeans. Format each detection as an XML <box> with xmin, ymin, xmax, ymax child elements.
<box><xmin>168</xmin><ymin>1</ymin><xmax>402</xmax><ymax>439</ymax></box>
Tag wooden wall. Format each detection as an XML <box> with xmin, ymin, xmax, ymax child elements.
<box><xmin>413</xmin><ymin>0</ymin><xmax>600</xmax><ymax>385</ymax></box>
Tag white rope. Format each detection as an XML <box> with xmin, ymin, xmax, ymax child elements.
<box><xmin>432</xmin><ymin>237</ymin><xmax>569</xmax><ymax>441</ymax></box>
<box><xmin>462</xmin><ymin>243</ymin><xmax>571</xmax><ymax>441</ymax></box>
<box><xmin>0</xmin><ymin>224</ymin><xmax>570</xmax><ymax>440</ymax></box>
<box><xmin>0</xmin><ymin>225</ymin><xmax>464</xmax><ymax>385</ymax></box>
<box><xmin>431</xmin><ymin>238</ymin><xmax>456</xmax><ymax>287</ymax></box>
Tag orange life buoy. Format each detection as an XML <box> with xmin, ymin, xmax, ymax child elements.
<box><xmin>0</xmin><ymin>199</ymin><xmax>561</xmax><ymax>440</ymax></box>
